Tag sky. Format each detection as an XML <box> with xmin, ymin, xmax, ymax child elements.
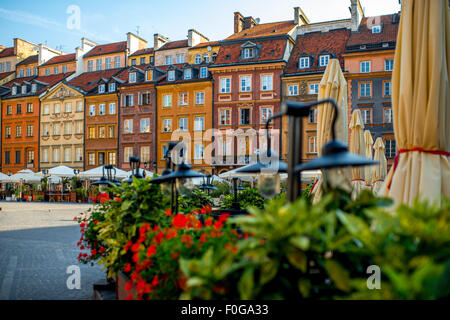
<box><xmin>0</xmin><ymin>0</ymin><xmax>401</xmax><ymax>53</ymax></box>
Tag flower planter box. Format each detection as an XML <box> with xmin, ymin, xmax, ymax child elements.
<box><xmin>116</xmin><ymin>271</ymin><xmax>137</xmax><ymax>300</ymax></box>
<box><xmin>70</xmin><ymin>191</ymin><xmax>77</xmax><ymax>203</ymax></box>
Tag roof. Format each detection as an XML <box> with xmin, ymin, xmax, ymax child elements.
<box><xmin>189</xmin><ymin>41</ymin><xmax>221</xmax><ymax>49</ymax></box>
<box><xmin>212</xmin><ymin>38</ymin><xmax>288</xmax><ymax>66</ymax></box>
<box><xmin>0</xmin><ymin>71</ymin><xmax>14</xmax><ymax>81</ymax></box>
<box><xmin>346</xmin><ymin>14</ymin><xmax>399</xmax><ymax>50</ymax></box>
<box><xmin>157</xmin><ymin>39</ymin><xmax>189</xmax><ymax>51</ymax></box>
<box><xmin>129</xmin><ymin>48</ymin><xmax>154</xmax><ymax>57</ymax></box>
<box><xmin>68</xmin><ymin>68</ymin><xmax>124</xmax><ymax>93</ymax></box>
<box><xmin>41</xmin><ymin>53</ymin><xmax>76</xmax><ymax>66</ymax></box>
<box><xmin>3</xmin><ymin>76</ymin><xmax>35</xmax><ymax>87</ymax></box>
<box><xmin>16</xmin><ymin>55</ymin><xmax>38</xmax><ymax>66</ymax></box>
<box><xmin>83</xmin><ymin>41</ymin><xmax>127</xmax><ymax>58</ymax></box>
<box><xmin>0</xmin><ymin>47</ymin><xmax>14</xmax><ymax>58</ymax></box>
<box><xmin>285</xmin><ymin>28</ymin><xmax>352</xmax><ymax>75</ymax></box>
<box><xmin>225</xmin><ymin>20</ymin><xmax>296</xmax><ymax>41</ymax></box>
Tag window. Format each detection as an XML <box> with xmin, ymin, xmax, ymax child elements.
<box><xmin>31</xmin><ymin>83</ymin><xmax>37</xmax><ymax>93</ymax></box>
<box><xmin>240</xmin><ymin>76</ymin><xmax>251</xmax><ymax>92</ymax></box>
<box><xmin>165</xmin><ymin>56</ymin><xmax>173</xmax><ymax>65</ymax></box>
<box><xmin>129</xmin><ymin>72</ymin><xmax>136</xmax><ymax>83</ymax></box>
<box><xmin>200</xmin><ymin>66</ymin><xmax>208</xmax><ymax>78</ymax></box>
<box><xmin>87</xmin><ymin>60</ymin><xmax>94</xmax><ymax>72</ymax></box>
<box><xmin>45</xmin><ymin>68</ymin><xmax>50</xmax><ymax>76</ymax></box>
<box><xmin>220</xmin><ymin>77</ymin><xmax>231</xmax><ymax>93</ymax></box>
<box><xmin>34</xmin><ymin>67</ymin><xmax>38</xmax><ymax>75</ymax></box>
<box><xmin>140</xmin><ymin>57</ymin><xmax>146</xmax><ymax>65</ymax></box>
<box><xmin>319</xmin><ymin>55</ymin><xmax>330</xmax><ymax>67</ymax></box>
<box><xmin>308</xmin><ymin>136</ymin><xmax>317</xmax><ymax>153</ymax></box>
<box><xmin>168</xmin><ymin>70</ymin><xmax>175</xmax><ymax>81</ymax></box>
<box><xmin>361</xmin><ymin>109</ymin><xmax>372</xmax><ymax>124</ymax></box>
<box><xmin>62</xmin><ymin>65</ymin><xmax>67</xmax><ymax>73</ymax></box>
<box><xmin>43</xmin><ymin>123</ymin><xmax>50</xmax><ymax>136</ymax></box>
<box><xmin>384</xmin><ymin>108</ymin><xmax>392</xmax><ymax>123</ymax></box>
<box><xmin>360</xmin><ymin>61</ymin><xmax>371</xmax><ymax>73</ymax></box>
<box><xmin>195</xmin><ymin>54</ymin><xmax>201</xmax><ymax>64</ymax></box>
<box><xmin>6</xmin><ymin>62</ymin><xmax>11</xmax><ymax>71</ymax></box>
<box><xmin>75</xmin><ymin>121</ymin><xmax>83</xmax><ymax>134</ymax></box>
<box><xmin>88</xmin><ymin>153</ymin><xmax>95</xmax><ymax>165</ymax></box>
<box><xmin>179</xmin><ymin>118</ymin><xmax>188</xmax><ymax>131</ymax></box>
<box><xmin>124</xmin><ymin>119</ymin><xmax>133</xmax><ymax>134</ymax></box>
<box><xmin>53</xmin><ymin>148</ymin><xmax>59</xmax><ymax>162</ymax></box>
<box><xmin>43</xmin><ymin>104</ymin><xmax>50</xmax><ymax>115</ymax></box>
<box><xmin>0</xmin><ymin>63</ymin><xmax>3</xmax><ymax>72</ymax></box>
<box><xmin>54</xmin><ymin>67</ymin><xmax>59</xmax><ymax>74</ymax></box>
<box><xmin>99</xmin><ymin>104</ymin><xmax>106</xmax><ymax>115</ymax></box>
<box><xmin>184</xmin><ymin>68</ymin><xmax>192</xmax><ymax>80</ymax></box>
<box><xmin>15</xmin><ymin>150</ymin><xmax>21</xmax><ymax>164</ymax></box>
<box><xmin>195</xmin><ymin>144</ymin><xmax>204</xmax><ymax>159</ymax></box>
<box><xmin>108</xmin><ymin>126</ymin><xmax>115</xmax><ymax>138</ymax></box>
<box><xmin>64</xmin><ymin>122</ymin><xmax>71</xmax><ymax>135</ymax></box>
<box><xmin>64</xmin><ymin>102</ymin><xmax>71</xmax><ymax>113</ymax></box>
<box><xmin>309</xmin><ymin>83</ymin><xmax>319</xmax><ymax>94</ymax></box>
<box><xmin>124</xmin><ymin>147</ymin><xmax>133</xmax><ymax>163</ymax></box>
<box><xmin>372</xmin><ymin>25</ymin><xmax>381</xmax><ymax>34</ymax></box>
<box><xmin>11</xmin><ymin>86</ymin><xmax>17</xmax><ymax>95</ymax></box>
<box><xmin>26</xmin><ymin>103</ymin><xmax>33</xmax><ymax>113</ymax></box>
<box><xmin>76</xmin><ymin>101</ymin><xmax>83</xmax><ymax>112</ymax></box>
<box><xmin>114</xmin><ymin>56</ymin><xmax>120</xmax><ymax>68</ymax></box>
<box><xmin>98</xmin><ymin>126</ymin><xmax>106</xmax><ymax>138</ymax></box>
<box><xmin>385</xmin><ymin>140</ymin><xmax>396</xmax><ymax>158</ymax></box>
<box><xmin>194</xmin><ymin>117</ymin><xmax>205</xmax><ymax>131</ymax></box>
<box><xmin>109</xmin><ymin>82</ymin><xmax>116</xmax><ymax>92</ymax></box>
<box><xmin>243</xmin><ymin>48</ymin><xmax>253</xmax><ymax>59</ymax></box>
<box><xmin>21</xmin><ymin>85</ymin><xmax>27</xmax><ymax>94</ymax></box>
<box><xmin>109</xmin><ymin>103</ymin><xmax>116</xmax><ymax>115</ymax></box>
<box><xmin>64</xmin><ymin>148</ymin><xmax>71</xmax><ymax>162</ymax></box>
<box><xmin>89</xmin><ymin>105</ymin><xmax>95</xmax><ymax>116</ymax></box>
<box><xmin>261</xmin><ymin>75</ymin><xmax>273</xmax><ymax>91</ymax></box>
<box><xmin>42</xmin><ymin>149</ymin><xmax>48</xmax><ymax>163</ymax></box>
<box><xmin>162</xmin><ymin>145</ymin><xmax>169</xmax><ymax>159</ymax></box>
<box><xmin>163</xmin><ymin>94</ymin><xmax>172</xmax><ymax>107</ymax></box>
<box><xmin>54</xmin><ymin>103</ymin><xmax>60</xmax><ymax>114</ymax></box>
<box><xmin>76</xmin><ymin>148</ymin><xmax>83</xmax><ymax>162</ymax></box>
<box><xmin>26</xmin><ymin>67</ymin><xmax>31</xmax><ymax>76</ymax></box>
<box><xmin>384</xmin><ymin>81</ymin><xmax>392</xmax><ymax>97</ymax></box>
<box><xmin>16</xmin><ymin>104</ymin><xmax>22</xmax><ymax>114</ymax></box>
<box><xmin>124</xmin><ymin>94</ymin><xmax>134</xmax><ymax>107</ymax></box>
<box><xmin>26</xmin><ymin>124</ymin><xmax>33</xmax><ymax>137</ymax></box>
<box><xmin>5</xmin><ymin>126</ymin><xmax>11</xmax><ymax>138</ymax></box>
<box><xmin>195</xmin><ymin>92</ymin><xmax>204</xmax><ymax>105</ymax></box>
<box><xmin>146</xmin><ymin>70</ymin><xmax>152</xmax><ymax>81</ymax></box>
<box><xmin>240</xmin><ymin>108</ymin><xmax>251</xmax><ymax>125</ymax></box>
<box><xmin>4</xmin><ymin>151</ymin><xmax>10</xmax><ymax>164</ymax></box>
<box><xmin>288</xmin><ymin>85</ymin><xmax>298</xmax><ymax>96</ymax></box>
<box><xmin>163</xmin><ymin>119</ymin><xmax>172</xmax><ymax>132</ymax></box>
<box><xmin>308</xmin><ymin>108</ymin><xmax>317</xmax><ymax>123</ymax></box>
<box><xmin>299</xmin><ymin>57</ymin><xmax>310</xmax><ymax>69</ymax></box>
<box><xmin>99</xmin><ymin>152</ymin><xmax>105</xmax><ymax>165</ymax></box>
<box><xmin>220</xmin><ymin>109</ymin><xmax>231</xmax><ymax>125</ymax></box>
<box><xmin>142</xmin><ymin>93</ymin><xmax>151</xmax><ymax>105</ymax></box>
<box><xmin>108</xmin><ymin>152</ymin><xmax>116</xmax><ymax>165</ymax></box>
<box><xmin>53</xmin><ymin>123</ymin><xmax>60</xmax><ymax>136</ymax></box>
<box><xmin>176</xmin><ymin>54</ymin><xmax>184</xmax><ymax>64</ymax></box>
<box><xmin>150</xmin><ymin>56</ymin><xmax>154</xmax><ymax>64</ymax></box>
<box><xmin>27</xmin><ymin>150</ymin><xmax>34</xmax><ymax>165</ymax></box>
<box><xmin>6</xmin><ymin>105</ymin><xmax>12</xmax><ymax>114</ymax></box>
<box><xmin>202</xmin><ymin>54</ymin><xmax>209</xmax><ymax>63</ymax></box>
<box><xmin>140</xmin><ymin>118</ymin><xmax>150</xmax><ymax>133</ymax></box>
<box><xmin>385</xmin><ymin>59</ymin><xmax>394</xmax><ymax>71</ymax></box>
<box><xmin>19</xmin><ymin>69</ymin><xmax>24</xmax><ymax>77</ymax></box>
<box><xmin>131</xmin><ymin>59</ymin><xmax>136</xmax><ymax>66</ymax></box>
<box><xmin>141</xmin><ymin>146</ymin><xmax>150</xmax><ymax>162</ymax></box>
<box><xmin>88</xmin><ymin>127</ymin><xmax>95</xmax><ymax>139</ymax></box>
<box><xmin>261</xmin><ymin>107</ymin><xmax>272</xmax><ymax>123</ymax></box>
<box><xmin>15</xmin><ymin>125</ymin><xmax>22</xmax><ymax>137</ymax></box>
<box><xmin>359</xmin><ymin>82</ymin><xmax>372</xmax><ymax>98</ymax></box>
<box><xmin>179</xmin><ymin>92</ymin><xmax>188</xmax><ymax>106</ymax></box>
<box><xmin>96</xmin><ymin>59</ymin><xmax>102</xmax><ymax>71</ymax></box>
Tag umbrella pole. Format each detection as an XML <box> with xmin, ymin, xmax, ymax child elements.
<box><xmin>287</xmin><ymin>116</ymin><xmax>302</xmax><ymax>202</ymax></box>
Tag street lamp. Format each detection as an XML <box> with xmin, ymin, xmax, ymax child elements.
<box><xmin>123</xmin><ymin>156</ymin><xmax>143</xmax><ymax>184</ymax></box>
<box><xmin>198</xmin><ymin>174</ymin><xmax>218</xmax><ymax>194</ymax></box>
<box><xmin>91</xmin><ymin>165</ymin><xmax>121</xmax><ymax>188</ymax></box>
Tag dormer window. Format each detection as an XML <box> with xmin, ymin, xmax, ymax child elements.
<box><xmin>200</xmin><ymin>66</ymin><xmax>208</xmax><ymax>78</ymax></box>
<box><xmin>129</xmin><ymin>72</ymin><xmax>136</xmax><ymax>83</ymax></box>
<box><xmin>319</xmin><ymin>55</ymin><xmax>330</xmax><ymax>67</ymax></box>
<box><xmin>184</xmin><ymin>68</ymin><xmax>192</xmax><ymax>80</ymax></box>
<box><xmin>98</xmin><ymin>84</ymin><xmax>105</xmax><ymax>93</ymax></box>
<box><xmin>168</xmin><ymin>70</ymin><xmax>175</xmax><ymax>81</ymax></box>
<box><xmin>109</xmin><ymin>83</ymin><xmax>116</xmax><ymax>92</ymax></box>
<box><xmin>12</xmin><ymin>86</ymin><xmax>17</xmax><ymax>95</ymax></box>
<box><xmin>203</xmin><ymin>54</ymin><xmax>210</xmax><ymax>63</ymax></box>
<box><xmin>372</xmin><ymin>25</ymin><xmax>381</xmax><ymax>33</ymax></box>
<box><xmin>31</xmin><ymin>83</ymin><xmax>37</xmax><ymax>93</ymax></box>
<box><xmin>299</xmin><ymin>57</ymin><xmax>310</xmax><ymax>69</ymax></box>
<box><xmin>195</xmin><ymin>54</ymin><xmax>201</xmax><ymax>64</ymax></box>
<box><xmin>19</xmin><ymin>69</ymin><xmax>24</xmax><ymax>77</ymax></box>
<box><xmin>243</xmin><ymin>48</ymin><xmax>253</xmax><ymax>59</ymax></box>
<box><xmin>21</xmin><ymin>85</ymin><xmax>27</xmax><ymax>94</ymax></box>
<box><xmin>146</xmin><ymin>70</ymin><xmax>153</xmax><ymax>81</ymax></box>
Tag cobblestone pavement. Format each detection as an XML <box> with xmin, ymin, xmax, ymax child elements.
<box><xmin>0</xmin><ymin>202</ymin><xmax>106</xmax><ymax>300</ymax></box>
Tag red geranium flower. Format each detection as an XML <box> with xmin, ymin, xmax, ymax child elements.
<box><xmin>165</xmin><ymin>208</ymin><xmax>172</xmax><ymax>216</ymax></box>
<box><xmin>200</xmin><ymin>233</ymin><xmax>207</xmax><ymax>243</ymax></box>
<box><xmin>125</xmin><ymin>281</ymin><xmax>134</xmax><ymax>291</ymax></box>
<box><xmin>172</xmin><ymin>214</ymin><xmax>188</xmax><ymax>228</ymax></box>
<box><xmin>146</xmin><ymin>244</ymin><xmax>157</xmax><ymax>258</ymax></box>
<box><xmin>91</xmin><ymin>249</ymin><xmax>97</xmax><ymax>256</ymax></box>
<box><xmin>99</xmin><ymin>247</ymin><xmax>105</xmax><ymax>253</ymax></box>
<box><xmin>124</xmin><ymin>240</ymin><xmax>133</xmax><ymax>252</ymax></box>
<box><xmin>124</xmin><ymin>263</ymin><xmax>132</xmax><ymax>273</ymax></box>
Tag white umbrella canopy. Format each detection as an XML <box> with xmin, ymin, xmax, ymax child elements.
<box><xmin>364</xmin><ymin>130</ymin><xmax>374</xmax><ymax>188</ymax></box>
<box><xmin>372</xmin><ymin>137</ymin><xmax>387</xmax><ymax>195</ymax></box>
<box><xmin>126</xmin><ymin>170</ymin><xmax>154</xmax><ymax>179</ymax></box>
<box><xmin>36</xmin><ymin>165</ymin><xmax>76</xmax><ymax>177</ymax></box>
<box><xmin>0</xmin><ymin>172</ymin><xmax>10</xmax><ymax>183</ymax></box>
<box><xmin>349</xmin><ymin>109</ymin><xmax>366</xmax><ymax>197</ymax></box>
<box><xmin>7</xmin><ymin>172</ymin><xmax>42</xmax><ymax>183</ymax></box>
<box><xmin>79</xmin><ymin>166</ymin><xmax>129</xmax><ymax>180</ymax></box>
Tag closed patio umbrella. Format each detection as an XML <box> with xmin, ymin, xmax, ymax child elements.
<box><xmin>311</xmin><ymin>58</ymin><xmax>348</xmax><ymax>202</ymax></box>
<box><xmin>381</xmin><ymin>0</ymin><xmax>450</xmax><ymax>205</ymax></box>
<box><xmin>372</xmin><ymin>137</ymin><xmax>387</xmax><ymax>195</ymax></box>
<box><xmin>364</xmin><ymin>130</ymin><xmax>374</xmax><ymax>188</ymax></box>
<box><xmin>349</xmin><ymin>109</ymin><xmax>366</xmax><ymax>197</ymax></box>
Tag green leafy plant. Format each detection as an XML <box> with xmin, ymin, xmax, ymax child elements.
<box><xmin>220</xmin><ymin>187</ymin><xmax>265</xmax><ymax>210</ymax></box>
<box><xmin>209</xmin><ymin>181</ymin><xmax>231</xmax><ymax>198</ymax></box>
<box><xmin>178</xmin><ymin>189</ymin><xmax>213</xmax><ymax>213</ymax></box>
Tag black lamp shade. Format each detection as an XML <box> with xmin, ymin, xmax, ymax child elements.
<box><xmin>234</xmin><ymin>151</ymin><xmax>287</xmax><ymax>174</ymax></box>
<box><xmin>150</xmin><ymin>162</ymin><xmax>205</xmax><ymax>184</ymax></box>
<box><xmin>295</xmin><ymin>140</ymin><xmax>378</xmax><ymax>171</ymax></box>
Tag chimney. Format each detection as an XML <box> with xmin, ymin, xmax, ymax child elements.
<box><xmin>188</xmin><ymin>29</ymin><xmax>209</xmax><ymax>47</ymax></box>
<box><xmin>154</xmin><ymin>33</ymin><xmax>169</xmax><ymax>50</ymax></box>
<box><xmin>243</xmin><ymin>16</ymin><xmax>257</xmax><ymax>30</ymax></box>
<box><xmin>234</xmin><ymin>12</ymin><xmax>244</xmax><ymax>33</ymax></box>
<box><xmin>294</xmin><ymin>7</ymin><xmax>309</xmax><ymax>26</ymax></box>
<box><xmin>350</xmin><ymin>0</ymin><xmax>364</xmax><ymax>31</ymax></box>
<box><xmin>127</xmin><ymin>32</ymin><xmax>147</xmax><ymax>55</ymax></box>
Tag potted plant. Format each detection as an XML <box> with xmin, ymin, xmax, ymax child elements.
<box><xmin>5</xmin><ymin>188</ymin><xmax>13</xmax><ymax>201</ymax></box>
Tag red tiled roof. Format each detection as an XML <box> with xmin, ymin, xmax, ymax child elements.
<box><xmin>0</xmin><ymin>47</ymin><xmax>14</xmax><ymax>58</ymax></box>
<box><xmin>189</xmin><ymin>41</ymin><xmax>220</xmax><ymax>49</ymax></box>
<box><xmin>225</xmin><ymin>20</ymin><xmax>296</xmax><ymax>40</ymax></box>
<box><xmin>41</xmin><ymin>53</ymin><xmax>76</xmax><ymax>66</ymax></box>
<box><xmin>129</xmin><ymin>48</ymin><xmax>154</xmax><ymax>57</ymax></box>
<box><xmin>16</xmin><ymin>55</ymin><xmax>38</xmax><ymax>66</ymax></box>
<box><xmin>157</xmin><ymin>39</ymin><xmax>189</xmax><ymax>51</ymax></box>
<box><xmin>83</xmin><ymin>41</ymin><xmax>127</xmax><ymax>58</ymax></box>
<box><xmin>213</xmin><ymin>38</ymin><xmax>287</xmax><ymax>66</ymax></box>
<box><xmin>0</xmin><ymin>71</ymin><xmax>14</xmax><ymax>81</ymax></box>
<box><xmin>2</xmin><ymin>72</ymin><xmax>74</xmax><ymax>97</ymax></box>
<box><xmin>68</xmin><ymin>68</ymin><xmax>124</xmax><ymax>92</ymax></box>
<box><xmin>285</xmin><ymin>28</ymin><xmax>351</xmax><ymax>75</ymax></box>
<box><xmin>3</xmin><ymin>76</ymin><xmax>35</xmax><ymax>87</ymax></box>
<box><xmin>346</xmin><ymin>14</ymin><xmax>399</xmax><ymax>48</ymax></box>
